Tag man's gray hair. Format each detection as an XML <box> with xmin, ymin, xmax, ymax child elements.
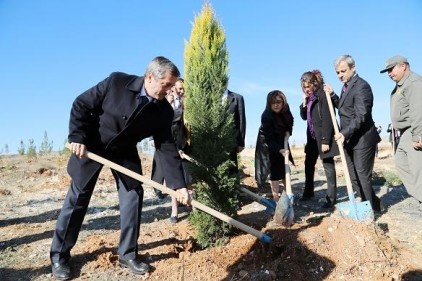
<box><xmin>145</xmin><ymin>56</ymin><xmax>180</xmax><ymax>78</ymax></box>
<box><xmin>334</xmin><ymin>54</ymin><xmax>355</xmax><ymax>68</ymax></box>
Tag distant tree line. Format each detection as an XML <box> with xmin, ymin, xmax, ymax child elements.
<box><xmin>0</xmin><ymin>131</ymin><xmax>56</xmax><ymax>157</ymax></box>
<box><xmin>0</xmin><ymin>131</ymin><xmax>156</xmax><ymax>157</ymax></box>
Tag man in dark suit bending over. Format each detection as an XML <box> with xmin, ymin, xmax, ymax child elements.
<box><xmin>50</xmin><ymin>56</ymin><xmax>189</xmax><ymax>280</ymax></box>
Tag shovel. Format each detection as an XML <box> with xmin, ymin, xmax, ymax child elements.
<box><xmin>66</xmin><ymin>144</ymin><xmax>272</xmax><ymax>243</ymax></box>
<box><xmin>239</xmin><ymin>187</ymin><xmax>276</xmax><ymax>215</ymax></box>
<box><xmin>274</xmin><ymin>133</ymin><xmax>294</xmax><ymax>226</ymax></box>
<box><xmin>182</xmin><ymin>154</ymin><xmax>276</xmax><ymax>215</ymax></box>
<box><xmin>323</xmin><ymin>90</ymin><xmax>374</xmax><ymax>221</ymax></box>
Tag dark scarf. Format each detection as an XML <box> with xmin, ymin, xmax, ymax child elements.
<box><xmin>306</xmin><ymin>93</ymin><xmax>316</xmax><ymax>139</ymax></box>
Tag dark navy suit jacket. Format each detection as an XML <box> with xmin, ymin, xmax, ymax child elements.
<box><xmin>227</xmin><ymin>90</ymin><xmax>246</xmax><ymax>148</ymax></box>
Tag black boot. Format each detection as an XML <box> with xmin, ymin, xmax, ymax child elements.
<box><xmin>51</xmin><ymin>262</ymin><xmax>71</xmax><ymax>280</ymax></box>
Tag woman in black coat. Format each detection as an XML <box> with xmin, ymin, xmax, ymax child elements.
<box><xmin>299</xmin><ymin>70</ymin><xmax>339</xmax><ymax>208</ymax></box>
<box><xmin>255</xmin><ymin>90</ymin><xmax>294</xmax><ymax>201</ymax></box>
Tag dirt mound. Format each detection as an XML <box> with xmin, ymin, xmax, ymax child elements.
<box><xmin>1</xmin><ymin>146</ymin><xmax>422</xmax><ymax>280</ymax></box>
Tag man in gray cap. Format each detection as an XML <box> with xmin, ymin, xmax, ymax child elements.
<box><xmin>380</xmin><ymin>55</ymin><xmax>422</xmax><ymax>205</ymax></box>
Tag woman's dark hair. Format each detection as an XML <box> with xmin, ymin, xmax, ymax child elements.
<box><xmin>300</xmin><ymin>69</ymin><xmax>324</xmax><ymax>88</ymax></box>
<box><xmin>265</xmin><ymin>90</ymin><xmax>288</xmax><ymax>112</ymax></box>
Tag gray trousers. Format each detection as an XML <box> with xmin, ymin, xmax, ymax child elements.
<box><xmin>395</xmin><ymin>129</ymin><xmax>422</xmax><ymax>202</ymax></box>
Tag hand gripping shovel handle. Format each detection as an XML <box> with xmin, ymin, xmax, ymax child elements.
<box><xmin>66</xmin><ymin>144</ymin><xmax>272</xmax><ymax>243</ymax></box>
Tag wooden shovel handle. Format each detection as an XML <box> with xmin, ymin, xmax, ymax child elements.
<box><xmin>65</xmin><ymin>143</ymin><xmax>271</xmax><ymax>243</ymax></box>
<box><xmin>323</xmin><ymin>90</ymin><xmax>354</xmax><ymax>195</ymax></box>
<box><xmin>183</xmin><ymin>153</ymin><xmax>275</xmax><ymax>211</ymax></box>
<box><xmin>240</xmin><ymin>186</ymin><xmax>263</xmax><ymax>201</ymax></box>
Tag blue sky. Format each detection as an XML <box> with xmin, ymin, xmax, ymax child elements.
<box><xmin>1</xmin><ymin>0</ymin><xmax>421</xmax><ymax>153</ymax></box>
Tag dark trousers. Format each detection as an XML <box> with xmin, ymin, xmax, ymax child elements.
<box><xmin>151</xmin><ymin>152</ymin><xmax>165</xmax><ymax>197</ymax></box>
<box><xmin>228</xmin><ymin>149</ymin><xmax>239</xmax><ymax>175</ymax></box>
<box><xmin>152</xmin><ymin>153</ymin><xmax>191</xmax><ymax>191</ymax></box>
<box><xmin>304</xmin><ymin>141</ymin><xmax>337</xmax><ymax>203</ymax></box>
<box><xmin>50</xmin><ymin>170</ymin><xmax>143</xmax><ymax>264</ymax></box>
<box><xmin>344</xmin><ymin>144</ymin><xmax>380</xmax><ymax>211</ymax></box>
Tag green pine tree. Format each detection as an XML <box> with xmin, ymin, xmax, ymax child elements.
<box><xmin>27</xmin><ymin>139</ymin><xmax>37</xmax><ymax>158</ymax></box>
<box><xmin>184</xmin><ymin>2</ymin><xmax>240</xmax><ymax>248</ymax></box>
<box><xmin>18</xmin><ymin>140</ymin><xmax>25</xmax><ymax>155</ymax></box>
<box><xmin>39</xmin><ymin>131</ymin><xmax>53</xmax><ymax>155</ymax></box>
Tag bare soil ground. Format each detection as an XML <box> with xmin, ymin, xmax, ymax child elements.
<box><xmin>1</xmin><ymin>143</ymin><xmax>421</xmax><ymax>281</ymax></box>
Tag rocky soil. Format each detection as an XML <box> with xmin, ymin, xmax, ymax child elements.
<box><xmin>1</xmin><ymin>143</ymin><xmax>421</xmax><ymax>280</ymax></box>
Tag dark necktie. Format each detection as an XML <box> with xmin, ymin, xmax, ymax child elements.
<box><xmin>341</xmin><ymin>83</ymin><xmax>348</xmax><ymax>98</ymax></box>
<box><xmin>139</xmin><ymin>95</ymin><xmax>149</xmax><ymax>108</ymax></box>
<box><xmin>306</xmin><ymin>93</ymin><xmax>316</xmax><ymax>139</ymax></box>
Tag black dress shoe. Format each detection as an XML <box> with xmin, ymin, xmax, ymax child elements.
<box><xmin>51</xmin><ymin>262</ymin><xmax>71</xmax><ymax>280</ymax></box>
<box><xmin>321</xmin><ymin>202</ymin><xmax>335</xmax><ymax>209</ymax></box>
<box><xmin>169</xmin><ymin>216</ymin><xmax>178</xmax><ymax>224</ymax></box>
<box><xmin>119</xmin><ymin>258</ymin><xmax>150</xmax><ymax>275</ymax></box>
<box><xmin>154</xmin><ymin>188</ymin><xmax>167</xmax><ymax>200</ymax></box>
<box><xmin>299</xmin><ymin>194</ymin><xmax>314</xmax><ymax>201</ymax></box>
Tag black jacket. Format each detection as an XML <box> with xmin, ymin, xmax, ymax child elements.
<box><xmin>67</xmin><ymin>72</ymin><xmax>185</xmax><ymax>190</ymax></box>
<box><xmin>227</xmin><ymin>90</ymin><xmax>246</xmax><ymax>148</ymax></box>
<box><xmin>171</xmin><ymin>108</ymin><xmax>190</xmax><ymax>152</ymax></box>
<box><xmin>255</xmin><ymin>105</ymin><xmax>295</xmax><ymax>186</ymax></box>
<box><xmin>299</xmin><ymin>87</ymin><xmax>339</xmax><ymax>159</ymax></box>
<box><xmin>331</xmin><ymin>75</ymin><xmax>381</xmax><ymax>149</ymax></box>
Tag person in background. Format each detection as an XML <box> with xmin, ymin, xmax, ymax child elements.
<box><xmin>50</xmin><ymin>56</ymin><xmax>190</xmax><ymax>280</ymax></box>
<box><xmin>324</xmin><ymin>54</ymin><xmax>382</xmax><ymax>213</ymax></box>
<box><xmin>153</xmin><ymin>78</ymin><xmax>186</xmax><ymax>200</ymax></box>
<box><xmin>169</xmin><ymin>78</ymin><xmax>185</xmax><ymax>110</ymax></box>
<box><xmin>257</xmin><ymin>90</ymin><xmax>294</xmax><ymax>201</ymax></box>
<box><xmin>380</xmin><ymin>55</ymin><xmax>422</xmax><ymax>205</ymax></box>
<box><xmin>151</xmin><ymin>78</ymin><xmax>192</xmax><ymax>223</ymax></box>
<box><xmin>222</xmin><ymin>87</ymin><xmax>247</xmax><ymax>174</ymax></box>
<box><xmin>150</xmin><ymin>88</ymin><xmax>172</xmax><ymax>200</ymax></box>
<box><xmin>299</xmin><ymin>70</ymin><xmax>339</xmax><ymax>209</ymax></box>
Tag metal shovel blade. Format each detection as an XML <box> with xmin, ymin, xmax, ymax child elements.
<box><xmin>323</xmin><ymin>89</ymin><xmax>375</xmax><ymax>222</ymax></box>
<box><xmin>273</xmin><ymin>134</ymin><xmax>294</xmax><ymax>226</ymax></box>
<box><xmin>274</xmin><ymin>190</ymin><xmax>294</xmax><ymax>226</ymax></box>
<box><xmin>335</xmin><ymin>193</ymin><xmax>374</xmax><ymax>221</ymax></box>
